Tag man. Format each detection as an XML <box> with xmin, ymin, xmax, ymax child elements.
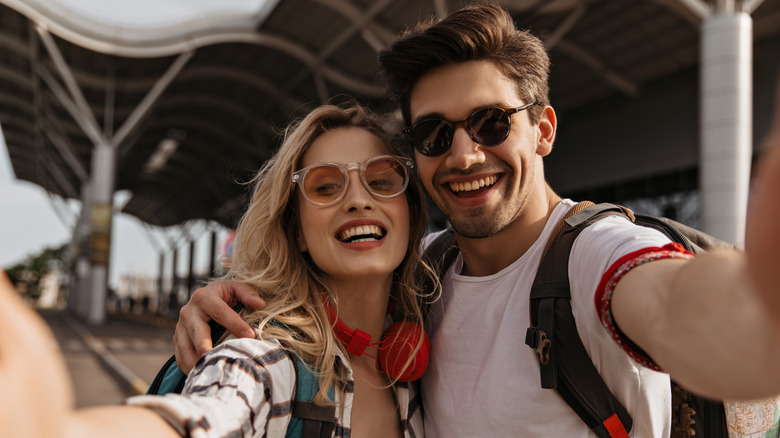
<box><xmin>173</xmin><ymin>3</ymin><xmax>780</xmax><ymax>436</ymax></box>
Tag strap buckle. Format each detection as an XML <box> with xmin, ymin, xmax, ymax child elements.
<box><xmin>525</xmin><ymin>327</ymin><xmax>552</xmax><ymax>365</ymax></box>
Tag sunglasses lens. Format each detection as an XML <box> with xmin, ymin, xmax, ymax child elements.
<box><xmin>407</xmin><ymin>108</ymin><xmax>513</xmax><ymax>156</ymax></box>
<box><xmin>302</xmin><ymin>165</ymin><xmax>345</xmax><ymax>204</ymax></box>
<box><xmin>365</xmin><ymin>158</ymin><xmax>408</xmax><ymax>197</ymax></box>
<box><xmin>408</xmin><ymin>120</ymin><xmax>452</xmax><ymax>157</ymax></box>
<box><xmin>469</xmin><ymin>108</ymin><xmax>511</xmax><ymax>146</ymax></box>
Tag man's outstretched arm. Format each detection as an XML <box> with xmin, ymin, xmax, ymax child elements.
<box><xmin>612</xmin><ymin>81</ymin><xmax>780</xmax><ymax>401</ymax></box>
<box><xmin>745</xmin><ymin>81</ymin><xmax>780</xmax><ymax>321</ymax></box>
<box><xmin>174</xmin><ymin>280</ymin><xmax>265</xmax><ymax>373</ymax></box>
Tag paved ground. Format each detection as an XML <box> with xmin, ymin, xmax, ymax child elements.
<box><xmin>40</xmin><ymin>310</ymin><xmax>177</xmax><ymax>408</ymax></box>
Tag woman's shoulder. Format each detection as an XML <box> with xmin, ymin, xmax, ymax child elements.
<box><xmin>206</xmin><ymin>336</ymin><xmax>296</xmax><ymax>370</ymax></box>
<box><xmin>190</xmin><ymin>336</ymin><xmax>298</xmax><ymax>400</ymax></box>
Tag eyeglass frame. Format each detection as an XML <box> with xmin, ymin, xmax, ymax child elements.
<box><xmin>292</xmin><ymin>155</ymin><xmax>414</xmax><ymax>206</ymax></box>
<box><xmin>402</xmin><ymin>102</ymin><xmax>538</xmax><ymax>157</ymax></box>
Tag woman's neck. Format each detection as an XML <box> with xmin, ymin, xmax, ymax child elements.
<box><xmin>327</xmin><ymin>275</ymin><xmax>393</xmax><ymax>344</ymax></box>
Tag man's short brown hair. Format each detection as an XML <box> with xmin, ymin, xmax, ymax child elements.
<box><xmin>378</xmin><ymin>2</ymin><xmax>550</xmax><ymax>125</ymax></box>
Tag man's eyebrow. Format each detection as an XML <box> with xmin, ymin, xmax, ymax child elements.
<box><xmin>411</xmin><ymin>111</ymin><xmax>446</xmax><ymax>125</ymax></box>
<box><xmin>411</xmin><ymin>102</ymin><xmax>517</xmax><ymax>125</ymax></box>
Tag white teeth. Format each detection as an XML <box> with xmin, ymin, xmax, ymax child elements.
<box><xmin>338</xmin><ymin>224</ymin><xmax>385</xmax><ymax>242</ymax></box>
<box><xmin>448</xmin><ymin>175</ymin><xmax>498</xmax><ymax>192</ymax></box>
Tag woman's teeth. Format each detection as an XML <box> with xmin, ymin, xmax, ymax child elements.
<box><xmin>338</xmin><ymin>224</ymin><xmax>385</xmax><ymax>242</ymax></box>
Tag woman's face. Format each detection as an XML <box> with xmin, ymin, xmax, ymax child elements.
<box><xmin>296</xmin><ymin>127</ymin><xmax>411</xmax><ymax>285</ymax></box>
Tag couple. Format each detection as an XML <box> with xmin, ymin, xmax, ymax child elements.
<box><xmin>5</xmin><ymin>96</ymin><xmax>429</xmax><ymax>436</ymax></box>
<box><xmin>4</xmin><ymin>3</ymin><xmax>780</xmax><ymax>437</ymax></box>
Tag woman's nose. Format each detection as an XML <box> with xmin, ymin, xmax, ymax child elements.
<box><xmin>343</xmin><ymin>170</ymin><xmax>374</xmax><ymax>211</ymax></box>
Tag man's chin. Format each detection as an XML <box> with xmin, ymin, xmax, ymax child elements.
<box><xmin>449</xmin><ymin>217</ymin><xmax>506</xmax><ymax>239</ymax></box>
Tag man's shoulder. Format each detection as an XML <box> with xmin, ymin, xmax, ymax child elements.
<box><xmin>578</xmin><ymin>210</ymin><xmax>671</xmax><ymax>244</ymax></box>
<box><xmin>422</xmin><ymin>228</ymin><xmax>452</xmax><ymax>251</ymax></box>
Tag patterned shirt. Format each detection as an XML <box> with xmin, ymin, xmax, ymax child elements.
<box><xmin>127</xmin><ymin>336</ymin><xmax>424</xmax><ymax>437</ymax></box>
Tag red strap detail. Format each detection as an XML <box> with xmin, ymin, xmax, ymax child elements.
<box><xmin>602</xmin><ymin>413</ymin><xmax>629</xmax><ymax>438</ymax></box>
<box><xmin>345</xmin><ymin>329</ymin><xmax>371</xmax><ymax>356</ymax></box>
<box><xmin>323</xmin><ymin>297</ymin><xmax>377</xmax><ymax>357</ymax></box>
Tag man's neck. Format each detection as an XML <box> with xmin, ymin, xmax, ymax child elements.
<box><xmin>456</xmin><ymin>186</ymin><xmax>562</xmax><ymax>277</ymax></box>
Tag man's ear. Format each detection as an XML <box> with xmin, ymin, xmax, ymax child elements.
<box><xmin>536</xmin><ymin>105</ymin><xmax>557</xmax><ymax>157</ymax></box>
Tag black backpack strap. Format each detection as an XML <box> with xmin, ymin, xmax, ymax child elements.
<box><xmin>293</xmin><ymin>402</ymin><xmax>335</xmax><ymax>438</ymax></box>
<box><xmin>525</xmin><ymin>202</ymin><xmax>634</xmax><ymax>438</ymax></box>
<box><xmin>422</xmin><ymin>228</ymin><xmax>458</xmax><ymax>280</ymax></box>
<box><xmin>418</xmin><ymin>228</ymin><xmax>458</xmax><ymax>318</ymax></box>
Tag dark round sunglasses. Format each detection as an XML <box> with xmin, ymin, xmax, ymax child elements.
<box><xmin>402</xmin><ymin>102</ymin><xmax>538</xmax><ymax>157</ymax></box>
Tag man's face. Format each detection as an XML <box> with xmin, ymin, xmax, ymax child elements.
<box><xmin>408</xmin><ymin>60</ymin><xmax>555</xmax><ymax>238</ymax></box>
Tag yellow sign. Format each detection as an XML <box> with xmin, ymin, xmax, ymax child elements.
<box><xmin>89</xmin><ymin>203</ymin><xmax>112</xmax><ymax>266</ymax></box>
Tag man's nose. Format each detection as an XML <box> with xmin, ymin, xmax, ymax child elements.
<box><xmin>445</xmin><ymin>125</ymin><xmax>486</xmax><ymax>169</ymax></box>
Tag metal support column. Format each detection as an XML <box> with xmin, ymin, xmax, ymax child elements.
<box><xmin>700</xmin><ymin>8</ymin><xmax>752</xmax><ymax>247</ymax></box>
<box><xmin>87</xmin><ymin>142</ymin><xmax>116</xmax><ymax>323</ymax></box>
<box><xmin>33</xmin><ymin>22</ymin><xmax>193</xmax><ymax>322</ymax></box>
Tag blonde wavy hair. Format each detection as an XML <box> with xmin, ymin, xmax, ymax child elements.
<box><xmin>223</xmin><ymin>102</ymin><xmax>437</xmax><ymax>405</ymax></box>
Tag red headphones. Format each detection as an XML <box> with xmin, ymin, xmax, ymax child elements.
<box><xmin>323</xmin><ymin>299</ymin><xmax>430</xmax><ymax>382</ymax></box>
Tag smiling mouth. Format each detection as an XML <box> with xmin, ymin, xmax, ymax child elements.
<box><xmin>447</xmin><ymin>175</ymin><xmax>498</xmax><ymax>195</ymax></box>
<box><xmin>338</xmin><ymin>224</ymin><xmax>386</xmax><ymax>243</ymax></box>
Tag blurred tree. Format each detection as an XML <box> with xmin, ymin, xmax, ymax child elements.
<box><xmin>4</xmin><ymin>244</ymin><xmax>69</xmax><ymax>300</ymax></box>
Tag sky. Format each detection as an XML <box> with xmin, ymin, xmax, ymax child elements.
<box><xmin>0</xmin><ymin>0</ymin><xmax>269</xmax><ymax>287</ymax></box>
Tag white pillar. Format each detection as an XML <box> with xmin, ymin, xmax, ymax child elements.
<box><xmin>87</xmin><ymin>143</ymin><xmax>116</xmax><ymax>324</ymax></box>
<box><xmin>700</xmin><ymin>11</ymin><xmax>752</xmax><ymax>247</ymax></box>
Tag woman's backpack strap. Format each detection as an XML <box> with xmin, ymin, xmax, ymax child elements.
<box><xmin>146</xmin><ymin>354</ymin><xmax>187</xmax><ymax>395</ymax></box>
<box><xmin>284</xmin><ymin>348</ymin><xmax>336</xmax><ymax>438</ymax></box>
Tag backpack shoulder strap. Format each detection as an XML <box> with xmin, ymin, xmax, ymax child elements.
<box><xmin>146</xmin><ymin>355</ymin><xmax>187</xmax><ymax>395</ymax></box>
<box><xmin>285</xmin><ymin>351</ymin><xmax>336</xmax><ymax>438</ymax></box>
<box><xmin>147</xmin><ymin>316</ymin><xmax>336</xmax><ymax>438</ymax></box>
<box><xmin>147</xmin><ymin>309</ymin><xmax>241</xmax><ymax>395</ymax></box>
<box><xmin>423</xmin><ymin>228</ymin><xmax>458</xmax><ymax>278</ymax></box>
<box><xmin>418</xmin><ymin>228</ymin><xmax>458</xmax><ymax>317</ymax></box>
<box><xmin>541</xmin><ymin>201</ymin><xmax>595</xmax><ymax>260</ymax></box>
<box><xmin>633</xmin><ymin>214</ymin><xmax>735</xmax><ymax>254</ymax></box>
<box><xmin>525</xmin><ymin>202</ymin><xmax>633</xmax><ymax>438</ymax></box>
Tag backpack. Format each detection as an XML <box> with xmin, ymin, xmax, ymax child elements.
<box><xmin>147</xmin><ymin>318</ymin><xmax>335</xmax><ymax>438</ymax></box>
<box><xmin>423</xmin><ymin>201</ymin><xmax>735</xmax><ymax>438</ymax></box>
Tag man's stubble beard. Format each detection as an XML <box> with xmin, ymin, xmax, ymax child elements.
<box><xmin>436</xmin><ymin>183</ymin><xmax>525</xmax><ymax>239</ymax></box>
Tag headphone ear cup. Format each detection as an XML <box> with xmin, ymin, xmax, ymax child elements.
<box><xmin>377</xmin><ymin>322</ymin><xmax>430</xmax><ymax>382</ymax></box>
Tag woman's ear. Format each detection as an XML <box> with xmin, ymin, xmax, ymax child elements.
<box><xmin>536</xmin><ymin>105</ymin><xmax>557</xmax><ymax>157</ymax></box>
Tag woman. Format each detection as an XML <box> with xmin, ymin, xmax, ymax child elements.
<box><xmin>0</xmin><ymin>102</ymin><xmax>436</xmax><ymax>438</ymax></box>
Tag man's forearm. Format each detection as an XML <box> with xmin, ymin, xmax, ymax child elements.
<box><xmin>613</xmin><ymin>251</ymin><xmax>780</xmax><ymax>400</ymax></box>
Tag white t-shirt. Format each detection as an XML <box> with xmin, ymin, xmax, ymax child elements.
<box><xmin>421</xmin><ymin>199</ymin><xmax>675</xmax><ymax>437</ymax></box>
